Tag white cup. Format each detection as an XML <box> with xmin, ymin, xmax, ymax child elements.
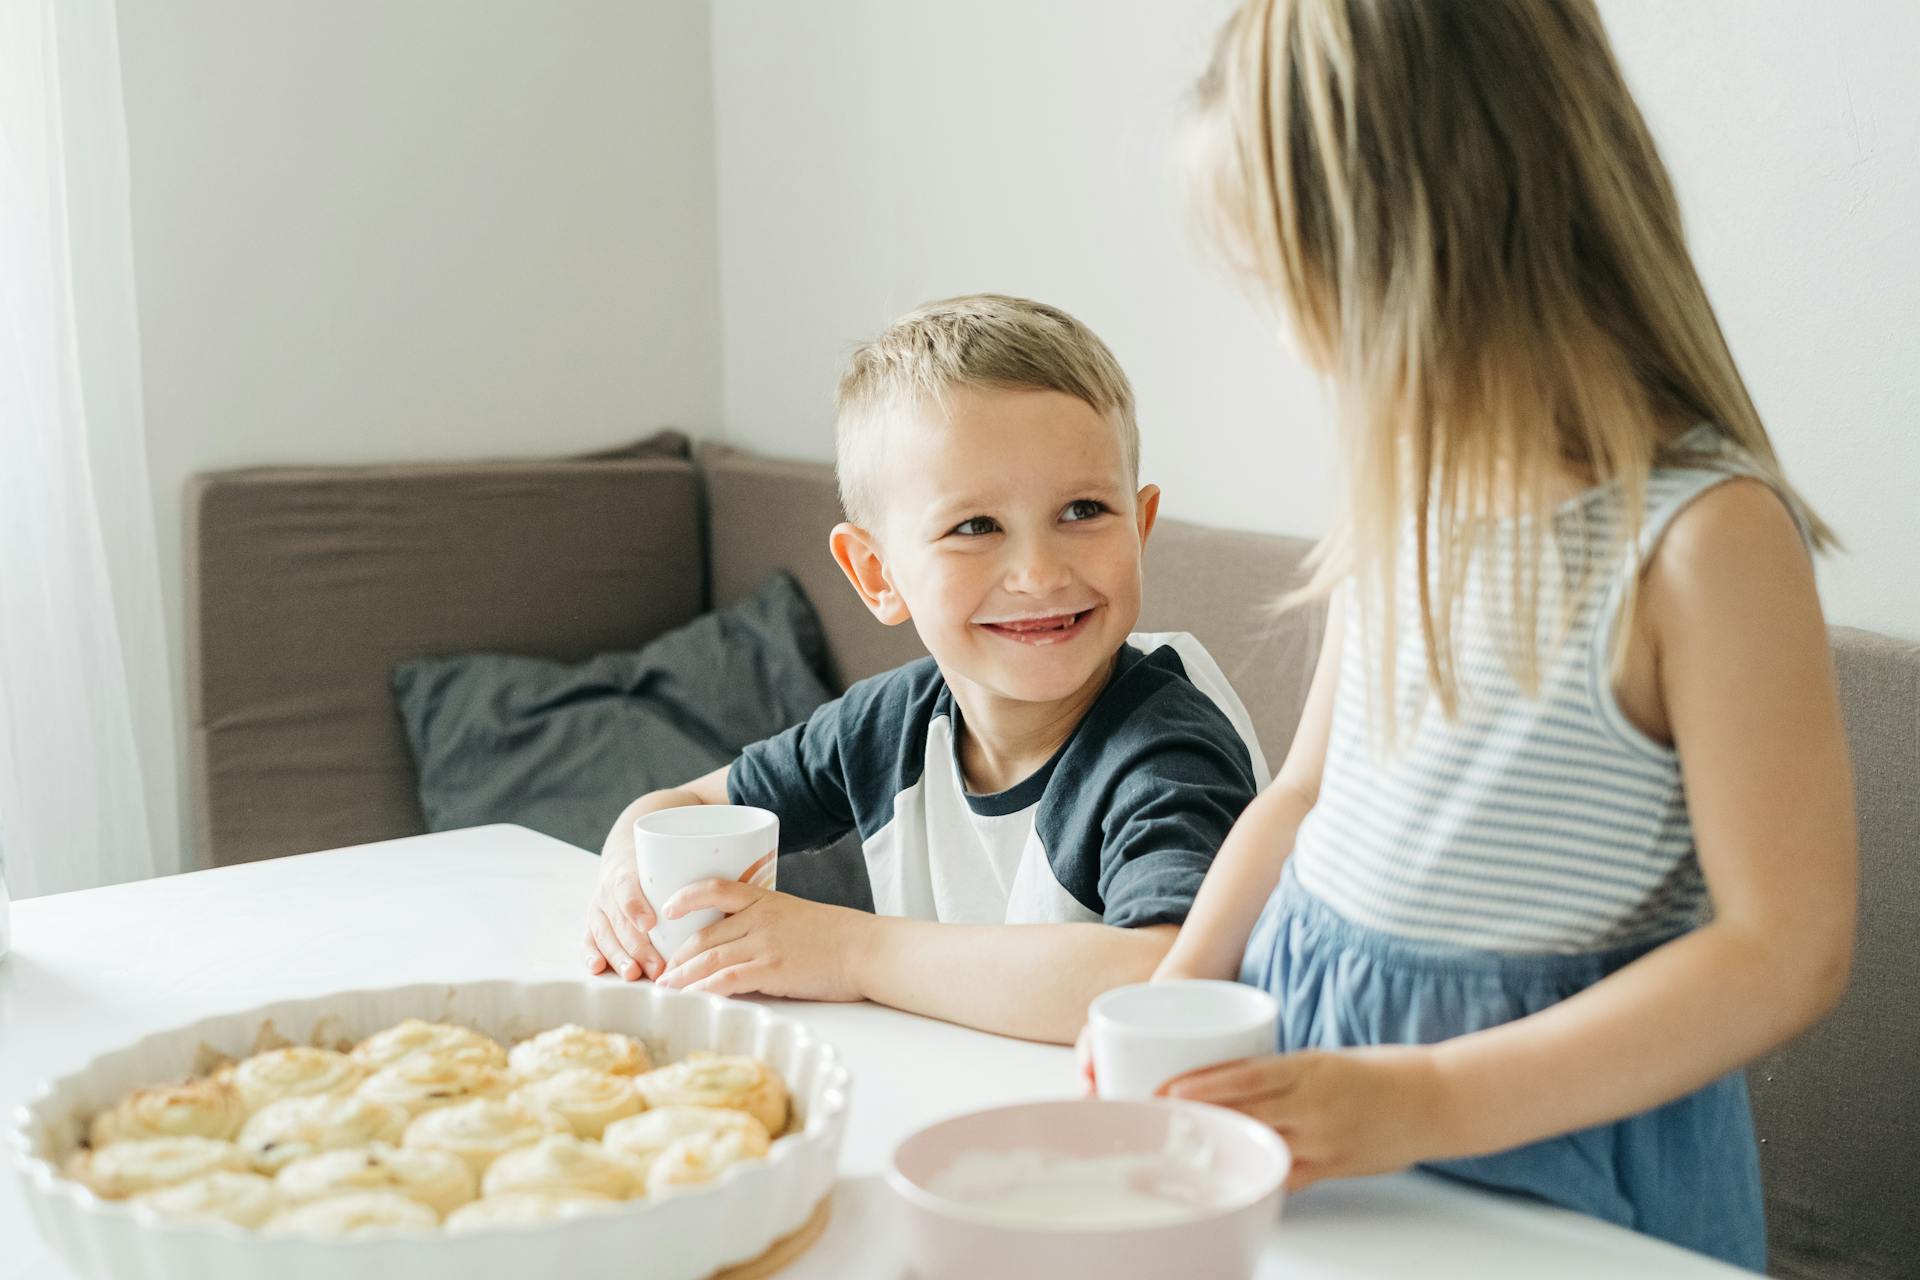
<box><xmin>1088</xmin><ymin>979</ymin><xmax>1280</xmax><ymax>1100</ymax></box>
<box><xmin>634</xmin><ymin>805</ymin><xmax>778</xmax><ymax>963</ymax></box>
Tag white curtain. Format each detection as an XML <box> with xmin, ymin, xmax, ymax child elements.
<box><xmin>0</xmin><ymin>0</ymin><xmax>182</xmax><ymax>898</ymax></box>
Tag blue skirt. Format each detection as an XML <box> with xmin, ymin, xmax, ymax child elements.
<box><xmin>1239</xmin><ymin>863</ymin><xmax>1766</xmax><ymax>1273</ymax></box>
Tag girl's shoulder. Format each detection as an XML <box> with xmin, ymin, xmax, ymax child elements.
<box><xmin>1623</xmin><ymin>424</ymin><xmax>1815</xmax><ymax>569</ymax></box>
<box><xmin>1611</xmin><ymin>432</ymin><xmax>1817</xmax><ymax>746</ymax></box>
<box><xmin>1642</xmin><ymin>474</ymin><xmax>1813</xmax><ymax>622</ymax></box>
<box><xmin>1621</xmin><ymin>469</ymin><xmax>1820</xmax><ymax>744</ymax></box>
<box><xmin>1639</xmin><ymin>422</ymin><xmax>1814</xmax><ymax>577</ymax></box>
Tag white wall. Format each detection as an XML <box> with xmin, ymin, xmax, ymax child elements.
<box><xmin>709</xmin><ymin>0</ymin><xmax>1920</xmax><ymax>642</ymax></box>
<box><xmin>116</xmin><ymin>0</ymin><xmax>723</xmax><ymax>860</ymax></box>
<box><xmin>711</xmin><ymin>0</ymin><xmax>1332</xmax><ymax>549</ymax></box>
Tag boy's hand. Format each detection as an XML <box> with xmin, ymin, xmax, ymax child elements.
<box><xmin>583</xmin><ymin>847</ymin><xmax>667</xmax><ymax>984</ymax></box>
<box><xmin>583</xmin><ymin>773</ymin><xmax>732</xmax><ymax>983</ymax></box>
<box><xmin>1160</xmin><ymin>1045</ymin><xmax>1446</xmax><ymax>1192</ymax></box>
<box><xmin>652</xmin><ymin>881</ymin><xmax>869</xmax><ymax>1003</ymax></box>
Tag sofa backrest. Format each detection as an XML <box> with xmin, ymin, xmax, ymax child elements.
<box><xmin>187</xmin><ymin>437</ymin><xmax>702</xmax><ymax>865</ymax></box>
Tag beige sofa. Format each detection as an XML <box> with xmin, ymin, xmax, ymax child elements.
<box><xmin>188</xmin><ymin>433</ymin><xmax>1916</xmax><ymax>1279</ymax></box>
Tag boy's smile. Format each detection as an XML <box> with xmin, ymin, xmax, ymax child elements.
<box><xmin>973</xmin><ymin>607</ymin><xmax>1100</xmax><ymax>646</ymax></box>
<box><xmin>830</xmin><ymin>384</ymin><xmax>1159</xmax><ymax>785</ymax></box>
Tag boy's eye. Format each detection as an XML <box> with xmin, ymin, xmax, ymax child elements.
<box><xmin>949</xmin><ymin>516</ymin><xmax>1001</xmax><ymax>537</ymax></box>
<box><xmin>1061</xmin><ymin>499</ymin><xmax>1109</xmax><ymax>523</ymax></box>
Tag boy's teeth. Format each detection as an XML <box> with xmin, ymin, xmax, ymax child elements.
<box><xmin>1001</xmin><ymin>613</ymin><xmax>1078</xmax><ymax>632</ymax></box>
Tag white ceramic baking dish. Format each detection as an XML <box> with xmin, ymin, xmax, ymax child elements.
<box><xmin>10</xmin><ymin>979</ymin><xmax>849</xmax><ymax>1280</ymax></box>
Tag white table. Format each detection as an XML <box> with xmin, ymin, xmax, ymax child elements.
<box><xmin>1</xmin><ymin>826</ymin><xmax>1746</xmax><ymax>1278</ymax></box>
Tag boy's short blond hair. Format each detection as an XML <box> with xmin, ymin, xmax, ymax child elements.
<box><xmin>834</xmin><ymin>294</ymin><xmax>1139</xmax><ymax>530</ymax></box>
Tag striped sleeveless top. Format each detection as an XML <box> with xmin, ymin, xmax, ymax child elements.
<box><xmin>1289</xmin><ymin>426</ymin><xmax>1801</xmax><ymax>954</ymax></box>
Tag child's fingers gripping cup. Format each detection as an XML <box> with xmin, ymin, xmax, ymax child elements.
<box><xmin>633</xmin><ymin>805</ymin><xmax>779</xmax><ymax>962</ymax></box>
<box><xmin>1088</xmin><ymin>980</ymin><xmax>1280</xmax><ymax>1100</ymax></box>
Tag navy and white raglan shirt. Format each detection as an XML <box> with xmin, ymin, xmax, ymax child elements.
<box><xmin>726</xmin><ymin>633</ymin><xmax>1270</xmax><ymax>928</ymax></box>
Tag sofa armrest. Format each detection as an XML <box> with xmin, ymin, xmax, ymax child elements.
<box><xmin>186</xmin><ymin>434</ymin><xmax>702</xmax><ymax>867</ymax></box>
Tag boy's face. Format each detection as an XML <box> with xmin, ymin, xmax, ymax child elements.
<box><xmin>836</xmin><ymin>385</ymin><xmax>1159</xmax><ymax>709</ymax></box>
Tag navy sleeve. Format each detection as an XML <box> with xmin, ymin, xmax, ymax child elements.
<box><xmin>727</xmin><ymin>656</ymin><xmax>944</xmax><ymax>856</ymax></box>
<box><xmin>726</xmin><ymin>696</ymin><xmax>856</xmax><ymax>855</ymax></box>
<box><xmin>1037</xmin><ymin>646</ymin><xmax>1258</xmax><ymax>928</ymax></box>
<box><xmin>1096</xmin><ymin>728</ymin><xmax>1253</xmax><ymax>928</ymax></box>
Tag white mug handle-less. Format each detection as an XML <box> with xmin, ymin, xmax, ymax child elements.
<box><xmin>1088</xmin><ymin>979</ymin><xmax>1280</xmax><ymax>1100</ymax></box>
<box><xmin>635</xmin><ymin>805</ymin><xmax>779</xmax><ymax>963</ymax></box>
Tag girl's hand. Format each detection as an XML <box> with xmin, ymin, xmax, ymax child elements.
<box><xmin>652</xmin><ymin>881</ymin><xmax>870</xmax><ymax>1003</ymax></box>
<box><xmin>1162</xmin><ymin>1045</ymin><xmax>1447</xmax><ymax>1191</ymax></box>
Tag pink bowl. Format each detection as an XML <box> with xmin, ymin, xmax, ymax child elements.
<box><xmin>887</xmin><ymin>1099</ymin><xmax>1289</xmax><ymax>1280</ymax></box>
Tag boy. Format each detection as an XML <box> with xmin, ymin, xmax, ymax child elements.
<box><xmin>582</xmin><ymin>295</ymin><xmax>1266</xmax><ymax>1043</ymax></box>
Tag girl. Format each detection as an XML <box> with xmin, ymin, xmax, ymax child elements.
<box><xmin>1131</xmin><ymin>1</ymin><xmax>1857</xmax><ymax>1270</ymax></box>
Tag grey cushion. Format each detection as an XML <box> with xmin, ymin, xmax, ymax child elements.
<box><xmin>392</xmin><ymin>571</ymin><xmax>832</xmax><ymax>853</ymax></box>
<box><xmin>186</xmin><ymin>432</ymin><xmax>702</xmax><ymax>866</ymax></box>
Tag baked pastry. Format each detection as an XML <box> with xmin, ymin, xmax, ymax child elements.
<box><xmin>223</xmin><ymin>1047</ymin><xmax>365</xmax><ymax>1112</ymax></box>
<box><xmin>442</xmin><ymin>1189</ymin><xmax>616</xmax><ymax>1233</ymax></box>
<box><xmin>506</xmin><ymin>1024</ymin><xmax>651</xmax><ymax>1080</ymax></box>
<box><xmin>356</xmin><ymin>1054</ymin><xmax>514</xmax><ymax>1118</ymax></box>
<box><xmin>507</xmin><ymin>1069</ymin><xmax>643</xmax><ymax>1140</ymax></box>
<box><xmin>57</xmin><ymin>1015</ymin><xmax>803</xmax><ymax>1234</ymax></box>
<box><xmin>479</xmin><ymin>1134</ymin><xmax>646</xmax><ymax>1200</ymax></box>
<box><xmin>402</xmin><ymin>1098</ymin><xmax>568</xmax><ymax>1175</ymax></box>
<box><xmin>633</xmin><ymin>1054</ymin><xmax>788</xmax><ymax>1135</ymax></box>
<box><xmin>600</xmin><ymin>1105</ymin><xmax>771</xmax><ymax>1183</ymax></box>
<box><xmin>238</xmin><ymin>1093</ymin><xmax>408</xmax><ymax>1173</ymax></box>
<box><xmin>274</xmin><ymin>1142</ymin><xmax>476</xmax><ymax>1217</ymax></box>
<box><xmin>262</xmin><ymin>1189</ymin><xmax>438</xmax><ymax>1236</ymax></box>
<box><xmin>87</xmin><ymin>1076</ymin><xmax>246</xmax><ymax>1147</ymax></box>
<box><xmin>69</xmin><ymin>1136</ymin><xmax>251</xmax><ymax>1199</ymax></box>
<box><xmin>348</xmin><ymin>1019</ymin><xmax>508</xmax><ymax>1071</ymax></box>
<box><xmin>646</xmin><ymin>1129</ymin><xmax>767</xmax><ymax>1195</ymax></box>
<box><xmin>132</xmin><ymin>1170</ymin><xmax>278</xmax><ymax>1228</ymax></box>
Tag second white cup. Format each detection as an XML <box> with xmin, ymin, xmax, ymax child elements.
<box><xmin>1089</xmin><ymin>979</ymin><xmax>1280</xmax><ymax>1100</ymax></box>
<box><xmin>634</xmin><ymin>804</ymin><xmax>779</xmax><ymax>964</ymax></box>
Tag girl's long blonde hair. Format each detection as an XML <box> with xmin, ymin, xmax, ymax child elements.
<box><xmin>1191</xmin><ymin>0</ymin><xmax>1832</xmax><ymax>718</ymax></box>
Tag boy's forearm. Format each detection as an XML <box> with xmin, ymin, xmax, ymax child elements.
<box><xmin>619</xmin><ymin>768</ymin><xmax>733</xmax><ymax>834</ymax></box>
<box><xmin>630</xmin><ymin>786</ymin><xmax>709</xmax><ymax>819</ymax></box>
<box><xmin>1158</xmin><ymin>781</ymin><xmax>1313</xmax><ymax>981</ymax></box>
<box><xmin>601</xmin><ymin>768</ymin><xmax>732</xmax><ymax>867</ymax></box>
<box><xmin>849</xmin><ymin>918</ymin><xmax>1177</xmax><ymax>1043</ymax></box>
<box><xmin>1424</xmin><ymin>918</ymin><xmax>1849</xmax><ymax>1161</ymax></box>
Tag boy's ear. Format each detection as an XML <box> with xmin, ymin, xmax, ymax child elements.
<box><xmin>1135</xmin><ymin>484</ymin><xmax>1162</xmax><ymax>546</ymax></box>
<box><xmin>829</xmin><ymin>522</ymin><xmax>912</xmax><ymax>626</ymax></box>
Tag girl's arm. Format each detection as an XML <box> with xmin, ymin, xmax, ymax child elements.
<box><xmin>1421</xmin><ymin>480</ymin><xmax>1856</xmax><ymax>1154</ymax></box>
<box><xmin>1168</xmin><ymin>482</ymin><xmax>1858</xmax><ymax>1187</ymax></box>
<box><xmin>1154</xmin><ymin>590</ymin><xmax>1345</xmax><ymax>982</ymax></box>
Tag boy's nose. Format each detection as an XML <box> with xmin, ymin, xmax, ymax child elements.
<box><xmin>1004</xmin><ymin>543</ymin><xmax>1074</xmax><ymax>596</ymax></box>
